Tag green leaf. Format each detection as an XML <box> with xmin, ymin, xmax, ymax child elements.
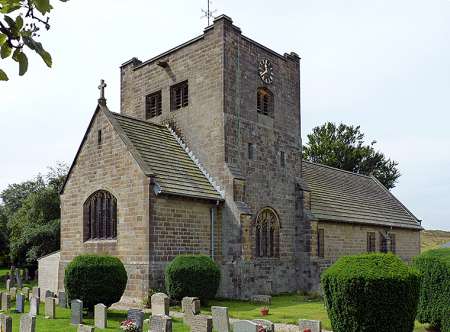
<box><xmin>4</xmin><ymin>15</ymin><xmax>15</xmax><ymax>29</ymax></box>
<box><xmin>39</xmin><ymin>49</ymin><xmax>52</xmax><ymax>67</ymax></box>
<box><xmin>15</xmin><ymin>15</ymin><xmax>23</xmax><ymax>31</ymax></box>
<box><xmin>0</xmin><ymin>3</ymin><xmax>21</xmax><ymax>14</ymax></box>
<box><xmin>0</xmin><ymin>69</ymin><xmax>8</xmax><ymax>81</ymax></box>
<box><xmin>17</xmin><ymin>52</ymin><xmax>28</xmax><ymax>75</ymax></box>
<box><xmin>0</xmin><ymin>34</ymin><xmax>6</xmax><ymax>46</ymax></box>
<box><xmin>0</xmin><ymin>42</ymin><xmax>12</xmax><ymax>59</ymax></box>
<box><xmin>34</xmin><ymin>0</ymin><xmax>53</xmax><ymax>15</ymax></box>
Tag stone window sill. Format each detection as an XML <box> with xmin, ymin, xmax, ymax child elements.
<box><xmin>84</xmin><ymin>239</ymin><xmax>117</xmax><ymax>244</ymax></box>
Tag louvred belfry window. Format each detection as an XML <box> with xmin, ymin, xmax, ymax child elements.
<box><xmin>254</xmin><ymin>207</ymin><xmax>280</xmax><ymax>258</ymax></box>
<box><xmin>171</xmin><ymin>81</ymin><xmax>189</xmax><ymax>110</ymax></box>
<box><xmin>257</xmin><ymin>87</ymin><xmax>274</xmax><ymax>117</ymax></box>
<box><xmin>83</xmin><ymin>190</ymin><xmax>117</xmax><ymax>241</ymax></box>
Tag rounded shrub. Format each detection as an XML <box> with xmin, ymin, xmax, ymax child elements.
<box><xmin>321</xmin><ymin>253</ymin><xmax>421</xmax><ymax>332</ymax></box>
<box><xmin>165</xmin><ymin>254</ymin><xmax>220</xmax><ymax>302</ymax></box>
<box><xmin>64</xmin><ymin>254</ymin><xmax>127</xmax><ymax>311</ymax></box>
<box><xmin>413</xmin><ymin>248</ymin><xmax>450</xmax><ymax>331</ymax></box>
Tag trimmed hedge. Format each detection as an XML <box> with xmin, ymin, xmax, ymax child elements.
<box><xmin>321</xmin><ymin>253</ymin><xmax>421</xmax><ymax>332</ymax></box>
<box><xmin>165</xmin><ymin>255</ymin><xmax>220</xmax><ymax>302</ymax></box>
<box><xmin>413</xmin><ymin>248</ymin><xmax>450</xmax><ymax>331</ymax></box>
<box><xmin>64</xmin><ymin>254</ymin><xmax>127</xmax><ymax>311</ymax></box>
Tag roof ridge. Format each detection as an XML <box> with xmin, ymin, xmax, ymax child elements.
<box><xmin>302</xmin><ymin>160</ymin><xmax>373</xmax><ymax>179</ymax></box>
<box><xmin>111</xmin><ymin>112</ymin><xmax>166</xmax><ymax>128</ymax></box>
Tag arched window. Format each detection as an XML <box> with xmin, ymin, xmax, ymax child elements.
<box><xmin>257</xmin><ymin>87</ymin><xmax>274</xmax><ymax>117</ymax></box>
<box><xmin>254</xmin><ymin>207</ymin><xmax>280</xmax><ymax>257</ymax></box>
<box><xmin>83</xmin><ymin>190</ymin><xmax>117</xmax><ymax>241</ymax></box>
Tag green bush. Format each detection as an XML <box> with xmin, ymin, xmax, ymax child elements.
<box><xmin>321</xmin><ymin>253</ymin><xmax>421</xmax><ymax>332</ymax></box>
<box><xmin>165</xmin><ymin>255</ymin><xmax>220</xmax><ymax>302</ymax></box>
<box><xmin>64</xmin><ymin>254</ymin><xmax>127</xmax><ymax>311</ymax></box>
<box><xmin>413</xmin><ymin>248</ymin><xmax>450</xmax><ymax>331</ymax></box>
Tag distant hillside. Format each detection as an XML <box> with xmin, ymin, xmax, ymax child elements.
<box><xmin>421</xmin><ymin>229</ymin><xmax>450</xmax><ymax>252</ymax></box>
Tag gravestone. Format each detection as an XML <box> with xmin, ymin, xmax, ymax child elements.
<box><xmin>9</xmin><ymin>287</ymin><xmax>17</xmax><ymax>299</ymax></box>
<box><xmin>16</xmin><ymin>293</ymin><xmax>25</xmax><ymax>313</ymax></box>
<box><xmin>45</xmin><ymin>297</ymin><xmax>56</xmax><ymax>319</ymax></box>
<box><xmin>15</xmin><ymin>270</ymin><xmax>23</xmax><ymax>288</ymax></box>
<box><xmin>233</xmin><ymin>320</ymin><xmax>259</xmax><ymax>332</ymax></box>
<box><xmin>298</xmin><ymin>319</ymin><xmax>321</xmax><ymax>332</ymax></box>
<box><xmin>250</xmin><ymin>295</ymin><xmax>271</xmax><ymax>305</ymax></box>
<box><xmin>31</xmin><ymin>287</ymin><xmax>40</xmax><ymax>299</ymax></box>
<box><xmin>45</xmin><ymin>290</ymin><xmax>54</xmax><ymax>299</ymax></box>
<box><xmin>181</xmin><ymin>297</ymin><xmax>201</xmax><ymax>325</ymax></box>
<box><xmin>151</xmin><ymin>293</ymin><xmax>169</xmax><ymax>315</ymax></box>
<box><xmin>24</xmin><ymin>269</ymin><xmax>30</xmax><ymax>281</ymax></box>
<box><xmin>77</xmin><ymin>324</ymin><xmax>95</xmax><ymax>332</ymax></box>
<box><xmin>94</xmin><ymin>303</ymin><xmax>107</xmax><ymax>329</ymax></box>
<box><xmin>71</xmin><ymin>300</ymin><xmax>83</xmax><ymax>325</ymax></box>
<box><xmin>6</xmin><ymin>279</ymin><xmax>11</xmax><ymax>291</ymax></box>
<box><xmin>20</xmin><ymin>314</ymin><xmax>36</xmax><ymax>332</ymax></box>
<box><xmin>211</xmin><ymin>306</ymin><xmax>230</xmax><ymax>332</ymax></box>
<box><xmin>127</xmin><ymin>309</ymin><xmax>144</xmax><ymax>332</ymax></box>
<box><xmin>2</xmin><ymin>292</ymin><xmax>11</xmax><ymax>311</ymax></box>
<box><xmin>0</xmin><ymin>313</ymin><xmax>12</xmax><ymax>332</ymax></box>
<box><xmin>191</xmin><ymin>315</ymin><xmax>212</xmax><ymax>332</ymax></box>
<box><xmin>29</xmin><ymin>297</ymin><xmax>40</xmax><ymax>316</ymax></box>
<box><xmin>150</xmin><ymin>314</ymin><xmax>172</xmax><ymax>332</ymax></box>
<box><xmin>22</xmin><ymin>287</ymin><xmax>30</xmax><ymax>300</ymax></box>
<box><xmin>252</xmin><ymin>319</ymin><xmax>274</xmax><ymax>332</ymax></box>
<box><xmin>58</xmin><ymin>291</ymin><xmax>67</xmax><ymax>308</ymax></box>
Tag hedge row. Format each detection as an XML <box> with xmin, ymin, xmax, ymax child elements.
<box><xmin>321</xmin><ymin>253</ymin><xmax>421</xmax><ymax>332</ymax></box>
<box><xmin>413</xmin><ymin>248</ymin><xmax>450</xmax><ymax>331</ymax></box>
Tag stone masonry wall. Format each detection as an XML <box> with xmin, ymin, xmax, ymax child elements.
<box><xmin>59</xmin><ymin>108</ymin><xmax>151</xmax><ymax>305</ymax></box>
<box><xmin>148</xmin><ymin>194</ymin><xmax>222</xmax><ymax>290</ymax></box>
<box><xmin>307</xmin><ymin>220</ymin><xmax>421</xmax><ymax>290</ymax></box>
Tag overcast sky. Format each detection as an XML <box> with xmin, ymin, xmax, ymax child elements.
<box><xmin>0</xmin><ymin>0</ymin><xmax>449</xmax><ymax>231</ymax></box>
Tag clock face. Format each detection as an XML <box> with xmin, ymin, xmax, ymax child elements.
<box><xmin>258</xmin><ymin>59</ymin><xmax>273</xmax><ymax>84</ymax></box>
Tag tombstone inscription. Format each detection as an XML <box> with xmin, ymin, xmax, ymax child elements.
<box><xmin>127</xmin><ymin>309</ymin><xmax>144</xmax><ymax>332</ymax></box>
<box><xmin>71</xmin><ymin>299</ymin><xmax>83</xmax><ymax>325</ymax></box>
<box><xmin>211</xmin><ymin>306</ymin><xmax>230</xmax><ymax>332</ymax></box>
<box><xmin>16</xmin><ymin>293</ymin><xmax>25</xmax><ymax>313</ymax></box>
<box><xmin>94</xmin><ymin>303</ymin><xmax>107</xmax><ymax>329</ymax></box>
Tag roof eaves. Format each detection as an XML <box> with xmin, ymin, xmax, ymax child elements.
<box><xmin>316</xmin><ymin>217</ymin><xmax>423</xmax><ymax>230</ymax></box>
<box><xmin>102</xmin><ymin>107</ymin><xmax>154</xmax><ymax>176</ymax></box>
<box><xmin>370</xmin><ymin>175</ymin><xmax>422</xmax><ymax>226</ymax></box>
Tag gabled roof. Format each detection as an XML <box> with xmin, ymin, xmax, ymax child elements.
<box><xmin>302</xmin><ymin>161</ymin><xmax>422</xmax><ymax>230</ymax></box>
<box><xmin>61</xmin><ymin>104</ymin><xmax>223</xmax><ymax>202</ymax></box>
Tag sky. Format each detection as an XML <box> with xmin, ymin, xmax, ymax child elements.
<box><xmin>0</xmin><ymin>0</ymin><xmax>449</xmax><ymax>231</ymax></box>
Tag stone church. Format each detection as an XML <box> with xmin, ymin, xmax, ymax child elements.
<box><xmin>51</xmin><ymin>15</ymin><xmax>422</xmax><ymax>304</ymax></box>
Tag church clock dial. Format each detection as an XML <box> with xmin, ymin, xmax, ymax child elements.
<box><xmin>258</xmin><ymin>59</ymin><xmax>273</xmax><ymax>84</ymax></box>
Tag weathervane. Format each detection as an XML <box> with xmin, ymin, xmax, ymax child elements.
<box><xmin>201</xmin><ymin>0</ymin><xmax>217</xmax><ymax>26</ymax></box>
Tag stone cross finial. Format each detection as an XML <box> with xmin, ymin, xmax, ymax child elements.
<box><xmin>98</xmin><ymin>79</ymin><xmax>107</xmax><ymax>103</ymax></box>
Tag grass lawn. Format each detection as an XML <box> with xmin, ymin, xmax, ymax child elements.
<box><xmin>202</xmin><ymin>294</ymin><xmax>427</xmax><ymax>332</ymax></box>
<box><xmin>0</xmin><ymin>266</ymin><xmax>9</xmax><ymax>277</ymax></box>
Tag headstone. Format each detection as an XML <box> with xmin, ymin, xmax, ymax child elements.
<box><xmin>252</xmin><ymin>320</ymin><xmax>274</xmax><ymax>332</ymax></box>
<box><xmin>29</xmin><ymin>297</ymin><xmax>40</xmax><ymax>316</ymax></box>
<box><xmin>94</xmin><ymin>303</ymin><xmax>107</xmax><ymax>329</ymax></box>
<box><xmin>9</xmin><ymin>287</ymin><xmax>17</xmax><ymax>299</ymax></box>
<box><xmin>181</xmin><ymin>297</ymin><xmax>201</xmax><ymax>325</ymax></box>
<box><xmin>150</xmin><ymin>315</ymin><xmax>172</xmax><ymax>332</ymax></box>
<box><xmin>211</xmin><ymin>306</ymin><xmax>230</xmax><ymax>332</ymax></box>
<box><xmin>20</xmin><ymin>314</ymin><xmax>36</xmax><ymax>332</ymax></box>
<box><xmin>5</xmin><ymin>279</ymin><xmax>11</xmax><ymax>291</ymax></box>
<box><xmin>0</xmin><ymin>314</ymin><xmax>12</xmax><ymax>332</ymax></box>
<box><xmin>16</xmin><ymin>293</ymin><xmax>25</xmax><ymax>313</ymax></box>
<box><xmin>127</xmin><ymin>309</ymin><xmax>144</xmax><ymax>332</ymax></box>
<box><xmin>191</xmin><ymin>315</ymin><xmax>213</xmax><ymax>332</ymax></box>
<box><xmin>1</xmin><ymin>292</ymin><xmax>10</xmax><ymax>311</ymax></box>
<box><xmin>77</xmin><ymin>325</ymin><xmax>95</xmax><ymax>332</ymax></box>
<box><xmin>22</xmin><ymin>287</ymin><xmax>30</xmax><ymax>300</ymax></box>
<box><xmin>250</xmin><ymin>295</ymin><xmax>272</xmax><ymax>305</ymax></box>
<box><xmin>151</xmin><ymin>293</ymin><xmax>169</xmax><ymax>315</ymax></box>
<box><xmin>15</xmin><ymin>270</ymin><xmax>23</xmax><ymax>288</ymax></box>
<box><xmin>24</xmin><ymin>268</ymin><xmax>30</xmax><ymax>281</ymax></box>
<box><xmin>31</xmin><ymin>287</ymin><xmax>40</xmax><ymax>299</ymax></box>
<box><xmin>233</xmin><ymin>320</ymin><xmax>259</xmax><ymax>332</ymax></box>
<box><xmin>45</xmin><ymin>290</ymin><xmax>54</xmax><ymax>299</ymax></box>
<box><xmin>298</xmin><ymin>319</ymin><xmax>321</xmax><ymax>332</ymax></box>
<box><xmin>71</xmin><ymin>299</ymin><xmax>83</xmax><ymax>325</ymax></box>
<box><xmin>45</xmin><ymin>297</ymin><xmax>56</xmax><ymax>319</ymax></box>
<box><xmin>58</xmin><ymin>290</ymin><xmax>67</xmax><ymax>308</ymax></box>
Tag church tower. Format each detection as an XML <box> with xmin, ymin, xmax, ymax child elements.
<box><xmin>120</xmin><ymin>15</ymin><xmax>305</xmax><ymax>297</ymax></box>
